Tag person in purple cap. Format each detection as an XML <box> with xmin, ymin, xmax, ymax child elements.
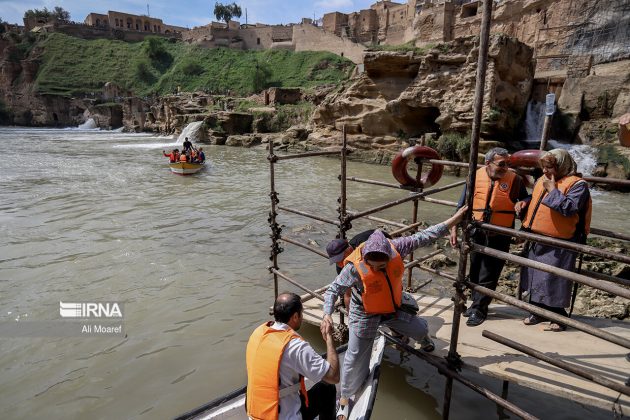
<box><xmin>327</xmin><ymin>230</ymin><xmax>393</xmax><ymax>309</ymax></box>
<box><xmin>320</xmin><ymin>206</ymin><xmax>467</xmax><ymax>419</ymax></box>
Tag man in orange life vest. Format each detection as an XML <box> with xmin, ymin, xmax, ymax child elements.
<box><xmin>162</xmin><ymin>149</ymin><xmax>179</xmax><ymax>163</ymax></box>
<box><xmin>449</xmin><ymin>147</ymin><xmax>529</xmax><ymax>327</ymax></box>
<box><xmin>246</xmin><ymin>292</ymin><xmax>339</xmax><ymax>420</ymax></box>
<box><xmin>321</xmin><ymin>208</ymin><xmax>467</xmax><ymax>419</ymax></box>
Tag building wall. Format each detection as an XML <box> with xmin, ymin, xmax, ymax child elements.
<box><xmin>292</xmin><ymin>24</ymin><xmax>366</xmax><ymax>64</ymax></box>
<box><xmin>84</xmin><ymin>13</ymin><xmax>109</xmax><ymax>28</ymax></box>
<box><xmin>239</xmin><ymin>27</ymin><xmax>274</xmax><ymax>50</ymax></box>
<box><xmin>322</xmin><ymin>12</ymin><xmax>348</xmax><ymax>36</ymax></box>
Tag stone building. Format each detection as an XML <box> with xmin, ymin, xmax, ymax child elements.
<box><xmin>83</xmin><ymin>11</ymin><xmax>187</xmax><ymax>34</ymax></box>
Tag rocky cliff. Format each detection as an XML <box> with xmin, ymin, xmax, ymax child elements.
<box><xmin>307</xmin><ymin>34</ymin><xmax>534</xmax><ymax>163</ymax></box>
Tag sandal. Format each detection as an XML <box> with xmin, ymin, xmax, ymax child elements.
<box><xmin>544</xmin><ymin>322</ymin><xmax>566</xmax><ymax>332</ymax></box>
<box><xmin>336</xmin><ymin>398</ymin><xmax>350</xmax><ymax>420</ymax></box>
<box><xmin>523</xmin><ymin>314</ymin><xmax>545</xmax><ymax>326</ymax></box>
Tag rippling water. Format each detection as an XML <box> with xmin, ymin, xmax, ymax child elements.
<box><xmin>0</xmin><ymin>127</ymin><xmax>626</xmax><ymax>419</ymax></box>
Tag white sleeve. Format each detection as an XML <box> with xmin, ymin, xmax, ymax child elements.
<box><xmin>284</xmin><ymin>339</ymin><xmax>330</xmax><ymax>383</ymax></box>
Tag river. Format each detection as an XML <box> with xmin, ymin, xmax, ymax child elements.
<box><xmin>0</xmin><ymin>127</ymin><xmax>627</xmax><ymax>419</ymax></box>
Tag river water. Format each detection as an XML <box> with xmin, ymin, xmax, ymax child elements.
<box><xmin>1</xmin><ymin>127</ymin><xmax>628</xmax><ymax>419</ymax></box>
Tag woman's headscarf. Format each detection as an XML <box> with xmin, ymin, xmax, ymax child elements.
<box><xmin>541</xmin><ymin>148</ymin><xmax>577</xmax><ymax>179</ymax></box>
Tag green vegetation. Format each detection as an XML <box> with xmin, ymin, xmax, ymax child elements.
<box><xmin>426</xmin><ymin>132</ymin><xmax>471</xmax><ymax>162</ymax></box>
<box><xmin>213</xmin><ymin>2</ymin><xmax>242</xmax><ymax>24</ymax></box>
<box><xmin>24</xmin><ymin>6</ymin><xmax>70</xmax><ymax>22</ymax></box>
<box><xmin>32</xmin><ymin>33</ymin><xmax>354</xmax><ymax>97</ymax></box>
<box><xmin>254</xmin><ymin>103</ymin><xmax>315</xmax><ymax>132</ymax></box>
<box><xmin>598</xmin><ymin>144</ymin><xmax>630</xmax><ymax>174</ymax></box>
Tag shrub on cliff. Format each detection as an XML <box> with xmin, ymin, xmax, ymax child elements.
<box><xmin>31</xmin><ymin>33</ymin><xmax>353</xmax><ymax>97</ymax></box>
<box><xmin>427</xmin><ymin>132</ymin><xmax>471</xmax><ymax>162</ymax></box>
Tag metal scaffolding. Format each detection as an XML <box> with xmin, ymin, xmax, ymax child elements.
<box><xmin>267</xmin><ymin>2</ymin><xmax>630</xmax><ymax>418</ymax></box>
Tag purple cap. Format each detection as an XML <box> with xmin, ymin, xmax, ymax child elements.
<box><xmin>361</xmin><ymin>230</ymin><xmax>394</xmax><ymax>259</ymax></box>
<box><xmin>326</xmin><ymin>239</ymin><xmax>350</xmax><ymax>264</ymax></box>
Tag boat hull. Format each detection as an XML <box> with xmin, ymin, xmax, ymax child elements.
<box><xmin>176</xmin><ymin>336</ymin><xmax>386</xmax><ymax>420</ymax></box>
<box><xmin>169</xmin><ymin>162</ymin><xmax>205</xmax><ymax>175</ymax></box>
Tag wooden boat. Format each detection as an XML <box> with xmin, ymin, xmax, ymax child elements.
<box><xmin>169</xmin><ymin>161</ymin><xmax>205</xmax><ymax>175</ymax></box>
<box><xmin>175</xmin><ymin>335</ymin><xmax>386</xmax><ymax>420</ymax></box>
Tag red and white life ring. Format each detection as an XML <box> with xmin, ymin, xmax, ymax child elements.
<box><xmin>509</xmin><ymin>149</ymin><xmax>543</xmax><ymax>168</ymax></box>
<box><xmin>391</xmin><ymin>146</ymin><xmax>444</xmax><ymax>188</ymax></box>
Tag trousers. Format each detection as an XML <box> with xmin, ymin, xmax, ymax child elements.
<box><xmin>341</xmin><ymin>314</ymin><xmax>428</xmax><ymax>398</ymax></box>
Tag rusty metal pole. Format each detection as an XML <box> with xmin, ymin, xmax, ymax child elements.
<box><xmin>407</xmin><ymin>163</ymin><xmax>423</xmax><ymax>289</ymax></box>
<box><xmin>443</xmin><ymin>1</ymin><xmax>494</xmax><ymax>418</ymax></box>
<box><xmin>540</xmin><ymin>115</ymin><xmax>552</xmax><ymax>151</ymax></box>
<box><xmin>340</xmin><ymin>126</ymin><xmax>348</xmax><ymax>239</ymax></box>
<box><xmin>339</xmin><ymin>126</ymin><xmax>349</xmax><ymax>328</ymax></box>
<box><xmin>268</xmin><ymin>139</ymin><xmax>281</xmax><ymax>298</ymax></box>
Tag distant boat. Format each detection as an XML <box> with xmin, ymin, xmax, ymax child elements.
<box><xmin>175</xmin><ymin>335</ymin><xmax>386</xmax><ymax>420</ymax></box>
<box><xmin>169</xmin><ymin>161</ymin><xmax>205</xmax><ymax>175</ymax></box>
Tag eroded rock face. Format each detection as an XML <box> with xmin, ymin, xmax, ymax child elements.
<box><xmin>311</xmin><ymin>35</ymin><xmax>534</xmax><ymax>154</ymax></box>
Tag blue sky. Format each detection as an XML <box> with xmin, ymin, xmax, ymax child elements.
<box><xmin>0</xmin><ymin>0</ymin><xmax>384</xmax><ymax>28</ymax></box>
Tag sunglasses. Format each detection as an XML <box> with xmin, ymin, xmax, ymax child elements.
<box><xmin>490</xmin><ymin>161</ymin><xmax>508</xmax><ymax>168</ymax></box>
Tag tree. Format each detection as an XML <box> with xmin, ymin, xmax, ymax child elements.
<box><xmin>52</xmin><ymin>6</ymin><xmax>70</xmax><ymax>23</ymax></box>
<box><xmin>213</xmin><ymin>2</ymin><xmax>242</xmax><ymax>25</ymax></box>
<box><xmin>24</xmin><ymin>6</ymin><xmax>70</xmax><ymax>23</ymax></box>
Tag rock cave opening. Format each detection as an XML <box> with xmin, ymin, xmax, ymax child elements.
<box><xmin>397</xmin><ymin>106</ymin><xmax>441</xmax><ymax>138</ymax></box>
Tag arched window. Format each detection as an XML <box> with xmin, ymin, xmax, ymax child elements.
<box><xmin>127</xmin><ymin>18</ymin><xmax>133</xmax><ymax>29</ymax></box>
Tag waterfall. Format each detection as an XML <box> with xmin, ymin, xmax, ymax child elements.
<box><xmin>78</xmin><ymin>118</ymin><xmax>98</xmax><ymax>130</ymax></box>
<box><xmin>548</xmin><ymin>140</ymin><xmax>597</xmax><ymax>176</ymax></box>
<box><xmin>524</xmin><ymin>101</ymin><xmax>545</xmax><ymax>145</ymax></box>
<box><xmin>176</xmin><ymin>121</ymin><xmax>204</xmax><ymax>145</ymax></box>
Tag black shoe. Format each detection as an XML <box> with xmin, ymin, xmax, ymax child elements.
<box><xmin>462</xmin><ymin>307</ymin><xmax>474</xmax><ymax>318</ymax></box>
<box><xmin>466</xmin><ymin>310</ymin><xmax>486</xmax><ymax>327</ymax></box>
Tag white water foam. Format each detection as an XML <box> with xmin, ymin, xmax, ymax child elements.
<box><xmin>176</xmin><ymin>121</ymin><xmax>204</xmax><ymax>145</ymax></box>
<box><xmin>77</xmin><ymin>118</ymin><xmax>98</xmax><ymax>130</ymax></box>
<box><xmin>524</xmin><ymin>100</ymin><xmax>545</xmax><ymax>145</ymax></box>
<box><xmin>547</xmin><ymin>140</ymin><xmax>598</xmax><ymax>176</ymax></box>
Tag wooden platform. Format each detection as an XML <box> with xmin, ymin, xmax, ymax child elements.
<box><xmin>302</xmin><ymin>293</ymin><xmax>630</xmax><ymax>412</ymax></box>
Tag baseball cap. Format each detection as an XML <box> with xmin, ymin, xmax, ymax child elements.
<box><xmin>326</xmin><ymin>239</ymin><xmax>350</xmax><ymax>264</ymax></box>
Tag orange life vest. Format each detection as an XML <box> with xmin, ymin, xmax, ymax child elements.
<box><xmin>522</xmin><ymin>175</ymin><xmax>592</xmax><ymax>240</ymax></box>
<box><xmin>179</xmin><ymin>154</ymin><xmax>188</xmax><ymax>162</ymax></box>
<box><xmin>246</xmin><ymin>322</ymin><xmax>308</xmax><ymax>420</ymax></box>
<box><xmin>343</xmin><ymin>241</ymin><xmax>404</xmax><ymax>314</ymax></box>
<box><xmin>471</xmin><ymin>167</ymin><xmax>518</xmax><ymax>227</ymax></box>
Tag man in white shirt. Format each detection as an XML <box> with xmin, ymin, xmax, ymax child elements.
<box><xmin>246</xmin><ymin>292</ymin><xmax>339</xmax><ymax>420</ymax></box>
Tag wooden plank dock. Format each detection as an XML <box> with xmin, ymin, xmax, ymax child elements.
<box><xmin>302</xmin><ymin>292</ymin><xmax>630</xmax><ymax>412</ymax></box>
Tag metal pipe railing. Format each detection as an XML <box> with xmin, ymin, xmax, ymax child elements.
<box><xmin>404</xmin><ymin>249</ymin><xmax>444</xmax><ymax>270</ymax></box>
<box><xmin>416</xmin><ymin>264</ymin><xmax>457</xmax><ymax>281</ymax></box>
<box><xmin>581</xmin><ymin>268</ymin><xmax>630</xmax><ymax>288</ymax></box>
<box><xmin>278</xmin><ymin>205</ymin><xmax>341</xmax><ymax>226</ymax></box>
<box><xmin>590</xmin><ymin>227</ymin><xmax>630</xmax><ymax>243</ymax></box>
<box><xmin>270</xmin><ymin>268</ymin><xmax>348</xmax><ymax>316</ymax></box>
<box><xmin>347</xmin><ymin>180</ymin><xmax>466</xmax><ymax>221</ymax></box>
<box><xmin>472</xmin><ymin>244</ymin><xmax>630</xmax><ymax>300</ymax></box>
<box><xmin>466</xmin><ymin>281</ymin><xmax>630</xmax><ymax>349</ymax></box>
<box><xmin>476</xmin><ymin>223</ymin><xmax>630</xmax><ymax>265</ymax></box>
<box><xmin>422</xmin><ymin>197</ymin><xmax>458</xmax><ymax>207</ymax></box>
<box><xmin>362</xmin><ymin>215</ymin><xmax>408</xmax><ymax>228</ymax></box>
<box><xmin>273</xmin><ymin>150</ymin><xmax>342</xmax><ymax>161</ymax></box>
<box><xmin>482</xmin><ymin>330</ymin><xmax>630</xmax><ymax>397</ymax></box>
<box><xmin>443</xmin><ymin>1</ymin><xmax>494</xmax><ymax>417</ymax></box>
<box><xmin>268</xmin><ymin>139</ymin><xmax>280</xmax><ymax>298</ymax></box>
<box><xmin>346</xmin><ymin>176</ymin><xmax>416</xmax><ymax>190</ymax></box>
<box><xmin>279</xmin><ymin>236</ymin><xmax>328</xmax><ymax>259</ymax></box>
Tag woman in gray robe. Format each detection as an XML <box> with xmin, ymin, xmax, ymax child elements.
<box><xmin>516</xmin><ymin>149</ymin><xmax>591</xmax><ymax>332</ymax></box>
